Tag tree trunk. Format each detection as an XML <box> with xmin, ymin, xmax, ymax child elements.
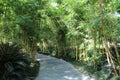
<box><xmin>63</xmin><ymin>46</ymin><xmax>67</xmax><ymax>57</ymax></box>
<box><xmin>57</xmin><ymin>45</ymin><xmax>61</xmax><ymax>57</ymax></box>
<box><xmin>31</xmin><ymin>42</ymin><xmax>37</xmax><ymax>61</ymax></box>
<box><xmin>93</xmin><ymin>35</ymin><xmax>97</xmax><ymax>68</ymax></box>
<box><xmin>75</xmin><ymin>37</ymin><xmax>79</xmax><ymax>61</ymax></box>
<box><xmin>1</xmin><ymin>15</ymin><xmax>5</xmax><ymax>43</ymax></box>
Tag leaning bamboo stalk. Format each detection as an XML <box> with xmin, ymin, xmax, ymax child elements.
<box><xmin>99</xmin><ymin>0</ymin><xmax>118</xmax><ymax>75</ymax></box>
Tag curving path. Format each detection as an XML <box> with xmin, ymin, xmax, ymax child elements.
<box><xmin>35</xmin><ymin>54</ymin><xmax>96</xmax><ymax>80</ymax></box>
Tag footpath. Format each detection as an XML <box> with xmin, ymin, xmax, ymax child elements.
<box><xmin>35</xmin><ymin>54</ymin><xmax>95</xmax><ymax>80</ymax></box>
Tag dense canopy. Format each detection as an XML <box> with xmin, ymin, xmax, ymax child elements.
<box><xmin>0</xmin><ymin>0</ymin><xmax>120</xmax><ymax>79</ymax></box>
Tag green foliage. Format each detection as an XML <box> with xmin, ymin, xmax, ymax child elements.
<box><xmin>110</xmin><ymin>76</ymin><xmax>120</xmax><ymax>80</ymax></box>
<box><xmin>0</xmin><ymin>0</ymin><xmax>120</xmax><ymax>79</ymax></box>
<box><xmin>0</xmin><ymin>43</ymin><xmax>40</xmax><ymax>80</ymax></box>
<box><xmin>68</xmin><ymin>52</ymin><xmax>76</xmax><ymax>59</ymax></box>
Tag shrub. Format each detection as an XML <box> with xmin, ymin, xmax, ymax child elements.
<box><xmin>0</xmin><ymin>43</ymin><xmax>40</xmax><ymax>80</ymax></box>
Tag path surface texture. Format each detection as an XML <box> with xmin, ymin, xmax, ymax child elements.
<box><xmin>35</xmin><ymin>54</ymin><xmax>95</xmax><ymax>80</ymax></box>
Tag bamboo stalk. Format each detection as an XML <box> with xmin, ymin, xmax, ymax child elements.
<box><xmin>99</xmin><ymin>0</ymin><xmax>118</xmax><ymax>75</ymax></box>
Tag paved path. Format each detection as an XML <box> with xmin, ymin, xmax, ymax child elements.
<box><xmin>35</xmin><ymin>54</ymin><xmax>95</xmax><ymax>80</ymax></box>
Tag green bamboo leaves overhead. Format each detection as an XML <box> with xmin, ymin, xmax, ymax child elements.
<box><xmin>0</xmin><ymin>0</ymin><xmax>120</xmax><ymax>76</ymax></box>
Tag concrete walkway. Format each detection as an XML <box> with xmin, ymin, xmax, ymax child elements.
<box><xmin>35</xmin><ymin>54</ymin><xmax>95</xmax><ymax>80</ymax></box>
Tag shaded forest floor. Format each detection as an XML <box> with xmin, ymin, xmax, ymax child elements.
<box><xmin>71</xmin><ymin>61</ymin><xmax>106</xmax><ymax>80</ymax></box>
<box><xmin>71</xmin><ymin>61</ymin><xmax>120</xmax><ymax>80</ymax></box>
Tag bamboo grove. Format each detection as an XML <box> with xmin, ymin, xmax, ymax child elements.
<box><xmin>0</xmin><ymin>0</ymin><xmax>120</xmax><ymax>77</ymax></box>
